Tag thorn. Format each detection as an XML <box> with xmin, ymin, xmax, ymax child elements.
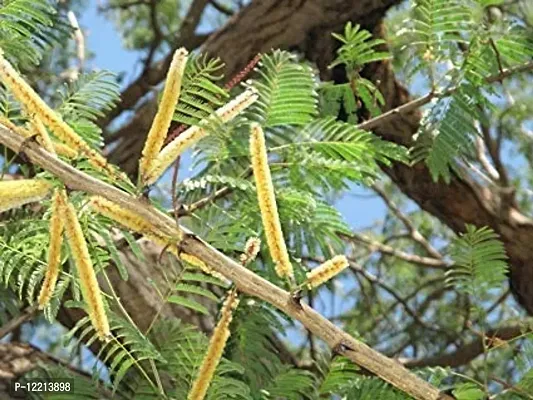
<box><xmin>176</xmin><ymin>203</ymin><xmax>190</xmax><ymax>217</ymax></box>
<box><xmin>17</xmin><ymin>133</ymin><xmax>39</xmax><ymax>162</ymax></box>
<box><xmin>290</xmin><ymin>288</ymin><xmax>303</xmax><ymax>309</ymax></box>
<box><xmin>438</xmin><ymin>389</ymin><xmax>457</xmax><ymax>399</ymax></box>
<box><xmin>332</xmin><ymin>340</ymin><xmax>355</xmax><ymax>355</ymax></box>
<box><xmin>158</xmin><ymin>243</ymin><xmax>171</xmax><ymax>264</ymax></box>
<box><xmin>64</xmin><ymin>185</ymin><xmax>74</xmax><ymax>196</ymax></box>
<box><xmin>140</xmin><ymin>185</ymin><xmax>152</xmax><ymax>201</ymax></box>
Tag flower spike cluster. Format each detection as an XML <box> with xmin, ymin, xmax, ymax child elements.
<box><xmin>0</xmin><ymin>179</ymin><xmax>52</xmax><ymax>213</ymax></box>
<box><xmin>139</xmin><ymin>48</ymin><xmax>188</xmax><ymax>180</ymax></box>
<box><xmin>63</xmin><ymin>192</ymin><xmax>110</xmax><ymax>340</ymax></box>
<box><xmin>187</xmin><ymin>288</ymin><xmax>239</xmax><ymax>400</ymax></box>
<box><xmin>0</xmin><ymin>51</ymin><xmax>123</xmax><ymax>181</ymax></box>
<box><xmin>305</xmin><ymin>255</ymin><xmax>349</xmax><ymax>289</ymax></box>
<box><xmin>249</xmin><ymin>123</ymin><xmax>293</xmax><ymax>279</ymax></box>
<box><xmin>143</xmin><ymin>88</ymin><xmax>258</xmax><ymax>185</ymax></box>
<box><xmin>38</xmin><ymin>189</ymin><xmax>65</xmax><ymax>308</ymax></box>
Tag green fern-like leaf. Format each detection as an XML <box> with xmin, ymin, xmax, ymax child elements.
<box><xmin>58</xmin><ymin>71</ymin><xmax>121</xmax><ymax>122</ymax></box>
<box><xmin>344</xmin><ymin>377</ymin><xmax>412</xmax><ymax>400</ymax></box>
<box><xmin>149</xmin><ymin>319</ymin><xmax>251</xmax><ymax>400</ymax></box>
<box><xmin>318</xmin><ymin>356</ymin><xmax>360</xmax><ymax>395</ymax></box>
<box><xmin>250</xmin><ymin>50</ymin><xmax>318</xmax><ymax>127</ymax></box>
<box><xmin>263</xmin><ymin>367</ymin><xmax>317</xmax><ymax>400</ymax></box>
<box><xmin>411</xmin><ymin>87</ymin><xmax>481</xmax><ymax>183</ymax></box>
<box><xmin>0</xmin><ymin>0</ymin><xmax>60</xmax><ymax>65</ymax></box>
<box><xmin>405</xmin><ymin>0</ymin><xmax>473</xmax><ymax>63</ymax></box>
<box><xmin>274</xmin><ymin>118</ymin><xmax>408</xmax><ymax>186</ymax></box>
<box><xmin>95</xmin><ymin>313</ymin><xmax>167</xmax><ymax>391</ymax></box>
<box><xmin>173</xmin><ymin>53</ymin><xmax>228</xmax><ymax>126</ymax></box>
<box><xmin>493</xmin><ymin>25</ymin><xmax>533</xmax><ymax>66</ymax></box>
<box><xmin>446</xmin><ymin>224</ymin><xmax>508</xmax><ymax>298</ymax></box>
<box><xmin>330</xmin><ymin>22</ymin><xmax>390</xmax><ymax>72</ymax></box>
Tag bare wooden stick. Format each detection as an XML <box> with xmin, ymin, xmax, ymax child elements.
<box><xmin>356</xmin><ymin>61</ymin><xmax>533</xmax><ymax>132</ymax></box>
<box><xmin>0</xmin><ymin>123</ymin><xmax>451</xmax><ymax>400</ymax></box>
<box><xmin>0</xmin><ymin>306</ymin><xmax>37</xmax><ymax>340</ymax></box>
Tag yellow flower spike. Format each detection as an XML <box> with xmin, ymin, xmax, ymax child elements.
<box><xmin>305</xmin><ymin>255</ymin><xmax>349</xmax><ymax>289</ymax></box>
<box><xmin>139</xmin><ymin>48</ymin><xmax>189</xmax><ymax>179</ymax></box>
<box><xmin>187</xmin><ymin>288</ymin><xmax>239</xmax><ymax>400</ymax></box>
<box><xmin>249</xmin><ymin>123</ymin><xmax>293</xmax><ymax>279</ymax></box>
<box><xmin>89</xmin><ymin>196</ymin><xmax>155</xmax><ymax>234</ymax></box>
<box><xmin>0</xmin><ymin>179</ymin><xmax>52</xmax><ymax>213</ymax></box>
<box><xmin>0</xmin><ymin>53</ymin><xmax>122</xmax><ymax>181</ymax></box>
<box><xmin>177</xmin><ymin>252</ymin><xmax>227</xmax><ymax>282</ymax></box>
<box><xmin>38</xmin><ymin>189</ymin><xmax>65</xmax><ymax>308</ymax></box>
<box><xmin>63</xmin><ymin>193</ymin><xmax>110</xmax><ymax>340</ymax></box>
<box><xmin>0</xmin><ymin>116</ymin><xmax>26</xmax><ymax>136</ymax></box>
<box><xmin>53</xmin><ymin>142</ymin><xmax>79</xmax><ymax>159</ymax></box>
<box><xmin>28</xmin><ymin>115</ymin><xmax>56</xmax><ymax>154</ymax></box>
<box><xmin>143</xmin><ymin>88</ymin><xmax>259</xmax><ymax>185</ymax></box>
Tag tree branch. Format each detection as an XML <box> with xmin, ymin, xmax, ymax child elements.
<box><xmin>356</xmin><ymin>60</ymin><xmax>533</xmax><ymax>132</ymax></box>
<box><xmin>0</xmin><ymin>306</ymin><xmax>38</xmax><ymax>340</ymax></box>
<box><xmin>0</xmin><ymin>123</ymin><xmax>450</xmax><ymax>400</ymax></box>
<box><xmin>371</xmin><ymin>184</ymin><xmax>443</xmax><ymax>259</ymax></box>
<box><xmin>341</xmin><ymin>232</ymin><xmax>451</xmax><ymax>269</ymax></box>
<box><xmin>403</xmin><ymin>324</ymin><xmax>529</xmax><ymax>368</ymax></box>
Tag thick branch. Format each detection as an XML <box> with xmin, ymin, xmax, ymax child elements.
<box><xmin>0</xmin><ymin>124</ymin><xmax>450</xmax><ymax>400</ymax></box>
<box><xmin>0</xmin><ymin>306</ymin><xmax>37</xmax><ymax>340</ymax></box>
<box><xmin>403</xmin><ymin>324</ymin><xmax>528</xmax><ymax>368</ymax></box>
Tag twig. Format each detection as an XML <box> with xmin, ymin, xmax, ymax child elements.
<box><xmin>371</xmin><ymin>184</ymin><xmax>443</xmax><ymax>259</ymax></box>
<box><xmin>356</xmin><ymin>61</ymin><xmax>533</xmax><ymax>132</ymax></box>
<box><xmin>404</xmin><ymin>324</ymin><xmax>530</xmax><ymax>368</ymax></box>
<box><xmin>348</xmin><ymin>261</ymin><xmax>444</xmax><ymax>333</ymax></box>
<box><xmin>98</xmin><ymin>0</ymin><xmax>149</xmax><ymax>11</ymax></box>
<box><xmin>143</xmin><ymin>0</ymin><xmax>164</xmax><ymax>73</ymax></box>
<box><xmin>0</xmin><ymin>305</ymin><xmax>38</xmax><ymax>339</ymax></box>
<box><xmin>475</xmin><ymin>135</ymin><xmax>500</xmax><ymax>182</ymax></box>
<box><xmin>0</xmin><ymin>123</ymin><xmax>450</xmax><ymax>400</ymax></box>
<box><xmin>66</xmin><ymin>10</ymin><xmax>85</xmax><ymax>73</ymax></box>
<box><xmin>489</xmin><ymin>375</ymin><xmax>533</xmax><ymax>399</ymax></box>
<box><xmin>341</xmin><ymin>232</ymin><xmax>450</xmax><ymax>269</ymax></box>
<box><xmin>209</xmin><ymin>0</ymin><xmax>233</xmax><ymax>16</ymax></box>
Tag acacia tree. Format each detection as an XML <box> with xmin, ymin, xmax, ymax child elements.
<box><xmin>0</xmin><ymin>0</ymin><xmax>532</xmax><ymax>399</ymax></box>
